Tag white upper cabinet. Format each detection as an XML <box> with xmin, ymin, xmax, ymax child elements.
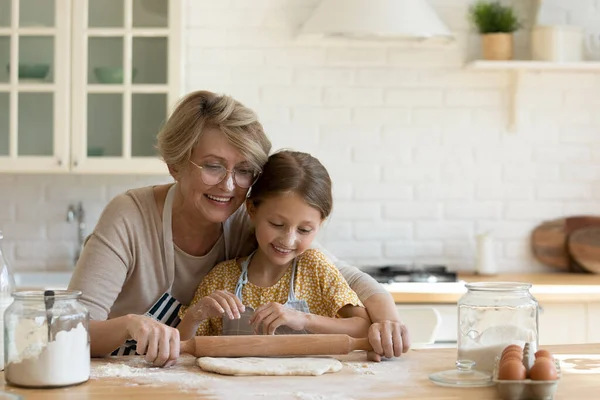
<box><xmin>0</xmin><ymin>0</ymin><xmax>70</xmax><ymax>172</ymax></box>
<box><xmin>0</xmin><ymin>0</ymin><xmax>182</xmax><ymax>174</ymax></box>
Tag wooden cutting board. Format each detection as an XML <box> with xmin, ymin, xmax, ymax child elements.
<box><xmin>531</xmin><ymin>218</ymin><xmax>569</xmax><ymax>270</ymax></box>
<box><xmin>568</xmin><ymin>226</ymin><xmax>600</xmax><ymax>274</ymax></box>
<box><xmin>565</xmin><ymin>215</ymin><xmax>600</xmax><ymax>232</ymax></box>
<box><xmin>180</xmin><ymin>334</ymin><xmax>372</xmax><ymax>358</ymax></box>
<box><xmin>531</xmin><ymin>216</ymin><xmax>600</xmax><ymax>271</ymax></box>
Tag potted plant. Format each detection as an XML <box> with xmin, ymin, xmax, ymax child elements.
<box><xmin>469</xmin><ymin>1</ymin><xmax>521</xmax><ymax>60</ymax></box>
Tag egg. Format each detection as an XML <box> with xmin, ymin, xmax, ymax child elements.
<box><xmin>499</xmin><ymin>353</ymin><xmax>523</xmax><ymax>368</ymax></box>
<box><xmin>536</xmin><ymin>356</ymin><xmax>554</xmax><ymax>363</ymax></box>
<box><xmin>529</xmin><ymin>358</ymin><xmax>558</xmax><ymax>380</ymax></box>
<box><xmin>499</xmin><ymin>356</ymin><xmax>522</xmax><ymax>370</ymax></box>
<box><xmin>498</xmin><ymin>356</ymin><xmax>523</xmax><ymax>368</ymax></box>
<box><xmin>497</xmin><ymin>358</ymin><xmax>527</xmax><ymax>380</ymax></box>
<box><xmin>502</xmin><ymin>344</ymin><xmax>523</xmax><ymax>357</ymax></box>
<box><xmin>535</xmin><ymin>349</ymin><xmax>553</xmax><ymax>359</ymax></box>
<box><xmin>501</xmin><ymin>349</ymin><xmax>523</xmax><ymax>361</ymax></box>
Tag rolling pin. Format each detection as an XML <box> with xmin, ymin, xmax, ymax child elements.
<box><xmin>180</xmin><ymin>334</ymin><xmax>372</xmax><ymax>357</ymax></box>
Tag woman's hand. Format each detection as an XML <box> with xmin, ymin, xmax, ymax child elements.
<box><xmin>126</xmin><ymin>314</ymin><xmax>181</xmax><ymax>367</ymax></box>
<box><xmin>192</xmin><ymin>290</ymin><xmax>246</xmax><ymax>321</ymax></box>
<box><xmin>249</xmin><ymin>302</ymin><xmax>308</xmax><ymax>335</ymax></box>
<box><xmin>367</xmin><ymin>320</ymin><xmax>411</xmax><ymax>362</ymax></box>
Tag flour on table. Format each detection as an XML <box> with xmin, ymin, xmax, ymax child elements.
<box><xmin>92</xmin><ymin>357</ymin><xmax>218</xmax><ymax>390</ymax></box>
<box><xmin>196</xmin><ymin>357</ymin><xmax>343</xmax><ymax>376</ymax></box>
<box><xmin>91</xmin><ymin>352</ymin><xmax>410</xmax><ymax>399</ymax></box>
<box><xmin>342</xmin><ymin>361</ymin><xmax>375</xmax><ymax>375</ymax></box>
<box><xmin>294</xmin><ymin>392</ymin><xmax>357</xmax><ymax>400</ymax></box>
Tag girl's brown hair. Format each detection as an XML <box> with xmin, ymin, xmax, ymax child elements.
<box><xmin>157</xmin><ymin>90</ymin><xmax>271</xmax><ymax>173</ymax></box>
<box><xmin>248</xmin><ymin>150</ymin><xmax>333</xmax><ymax>219</ymax></box>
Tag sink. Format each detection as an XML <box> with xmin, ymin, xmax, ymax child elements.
<box><xmin>13</xmin><ymin>272</ymin><xmax>73</xmax><ymax>290</ymax></box>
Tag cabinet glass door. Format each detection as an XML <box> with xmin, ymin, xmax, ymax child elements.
<box><xmin>0</xmin><ymin>0</ymin><xmax>69</xmax><ymax>172</ymax></box>
<box><xmin>0</xmin><ymin>0</ymin><xmax>10</xmax><ymax>27</ymax></box>
<box><xmin>71</xmin><ymin>0</ymin><xmax>180</xmax><ymax>174</ymax></box>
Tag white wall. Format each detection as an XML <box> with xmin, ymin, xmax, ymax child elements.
<box><xmin>1</xmin><ymin>0</ymin><xmax>600</xmax><ymax>273</ymax></box>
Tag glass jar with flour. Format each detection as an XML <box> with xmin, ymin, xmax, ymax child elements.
<box><xmin>0</xmin><ymin>231</ymin><xmax>16</xmax><ymax>371</ymax></box>
<box><xmin>430</xmin><ymin>282</ymin><xmax>538</xmax><ymax>387</ymax></box>
<box><xmin>457</xmin><ymin>282</ymin><xmax>538</xmax><ymax>373</ymax></box>
<box><xmin>4</xmin><ymin>290</ymin><xmax>90</xmax><ymax>388</ymax></box>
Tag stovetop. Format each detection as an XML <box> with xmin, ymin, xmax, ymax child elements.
<box><xmin>364</xmin><ymin>265</ymin><xmax>458</xmax><ymax>284</ymax></box>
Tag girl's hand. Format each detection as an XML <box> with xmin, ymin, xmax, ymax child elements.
<box><xmin>249</xmin><ymin>302</ymin><xmax>308</xmax><ymax>335</ymax></box>
<box><xmin>191</xmin><ymin>290</ymin><xmax>245</xmax><ymax>321</ymax></box>
<box><xmin>126</xmin><ymin>314</ymin><xmax>180</xmax><ymax>367</ymax></box>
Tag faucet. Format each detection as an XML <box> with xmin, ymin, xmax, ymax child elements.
<box><xmin>66</xmin><ymin>202</ymin><xmax>85</xmax><ymax>266</ymax></box>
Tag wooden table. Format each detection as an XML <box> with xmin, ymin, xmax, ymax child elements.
<box><xmin>1</xmin><ymin>343</ymin><xmax>598</xmax><ymax>399</ymax></box>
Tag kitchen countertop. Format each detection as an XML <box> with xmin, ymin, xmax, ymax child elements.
<box><xmin>1</xmin><ymin>343</ymin><xmax>597</xmax><ymax>399</ymax></box>
<box><xmin>388</xmin><ymin>273</ymin><xmax>600</xmax><ymax>304</ymax></box>
<box><xmin>14</xmin><ymin>271</ymin><xmax>600</xmax><ymax>304</ymax></box>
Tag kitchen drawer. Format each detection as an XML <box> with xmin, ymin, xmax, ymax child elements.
<box><xmin>396</xmin><ymin>304</ymin><xmax>457</xmax><ymax>343</ymax></box>
<box><xmin>586</xmin><ymin>303</ymin><xmax>600</xmax><ymax>342</ymax></box>
<box><xmin>538</xmin><ymin>302</ymin><xmax>587</xmax><ymax>345</ymax></box>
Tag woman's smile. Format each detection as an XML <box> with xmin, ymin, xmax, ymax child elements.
<box><xmin>205</xmin><ymin>194</ymin><xmax>233</xmax><ymax>205</ymax></box>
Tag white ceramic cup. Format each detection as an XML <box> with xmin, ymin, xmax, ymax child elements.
<box><xmin>531</xmin><ymin>25</ymin><xmax>583</xmax><ymax>62</ymax></box>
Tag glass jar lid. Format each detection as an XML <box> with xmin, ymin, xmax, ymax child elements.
<box><xmin>12</xmin><ymin>290</ymin><xmax>82</xmax><ymax>301</ymax></box>
<box><xmin>429</xmin><ymin>359</ymin><xmax>494</xmax><ymax>388</ymax></box>
<box><xmin>464</xmin><ymin>282</ymin><xmax>532</xmax><ymax>292</ymax></box>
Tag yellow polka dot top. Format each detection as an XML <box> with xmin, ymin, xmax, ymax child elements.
<box><xmin>179</xmin><ymin>248</ymin><xmax>363</xmax><ymax>336</ymax></box>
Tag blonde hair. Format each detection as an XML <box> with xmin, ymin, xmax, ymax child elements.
<box><xmin>157</xmin><ymin>90</ymin><xmax>271</xmax><ymax>172</ymax></box>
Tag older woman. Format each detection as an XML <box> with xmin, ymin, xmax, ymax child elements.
<box><xmin>68</xmin><ymin>90</ymin><xmax>409</xmax><ymax>367</ymax></box>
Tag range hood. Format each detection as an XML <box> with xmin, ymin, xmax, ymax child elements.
<box><xmin>299</xmin><ymin>0</ymin><xmax>454</xmax><ymax>41</ymax></box>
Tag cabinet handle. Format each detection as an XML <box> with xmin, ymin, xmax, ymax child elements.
<box><xmin>73</xmin><ymin>160</ymin><xmax>79</xmax><ymax>167</ymax></box>
<box><xmin>57</xmin><ymin>159</ymin><xmax>63</xmax><ymax>166</ymax></box>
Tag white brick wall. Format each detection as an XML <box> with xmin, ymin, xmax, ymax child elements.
<box><xmin>1</xmin><ymin>0</ymin><xmax>599</xmax><ymax>274</ymax></box>
<box><xmin>0</xmin><ymin>174</ymin><xmax>174</xmax><ymax>270</ymax></box>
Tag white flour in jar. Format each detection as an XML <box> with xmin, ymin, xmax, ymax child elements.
<box><xmin>459</xmin><ymin>324</ymin><xmax>536</xmax><ymax>373</ymax></box>
<box><xmin>459</xmin><ymin>343</ymin><xmax>514</xmax><ymax>373</ymax></box>
<box><xmin>5</xmin><ymin>321</ymin><xmax>90</xmax><ymax>387</ymax></box>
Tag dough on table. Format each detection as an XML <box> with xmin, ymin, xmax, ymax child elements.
<box><xmin>196</xmin><ymin>357</ymin><xmax>343</xmax><ymax>376</ymax></box>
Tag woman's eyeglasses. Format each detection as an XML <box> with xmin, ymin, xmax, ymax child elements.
<box><xmin>189</xmin><ymin>160</ymin><xmax>260</xmax><ymax>189</ymax></box>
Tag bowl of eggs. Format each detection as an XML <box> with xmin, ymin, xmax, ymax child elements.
<box><xmin>493</xmin><ymin>343</ymin><xmax>560</xmax><ymax>400</ymax></box>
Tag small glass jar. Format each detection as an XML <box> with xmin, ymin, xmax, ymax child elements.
<box><xmin>457</xmin><ymin>282</ymin><xmax>539</xmax><ymax>374</ymax></box>
<box><xmin>429</xmin><ymin>281</ymin><xmax>538</xmax><ymax>388</ymax></box>
<box><xmin>4</xmin><ymin>290</ymin><xmax>90</xmax><ymax>388</ymax></box>
<box><xmin>0</xmin><ymin>231</ymin><xmax>16</xmax><ymax>371</ymax></box>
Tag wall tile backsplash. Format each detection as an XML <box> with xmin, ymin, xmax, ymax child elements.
<box><xmin>1</xmin><ymin>0</ymin><xmax>600</xmax><ymax>273</ymax></box>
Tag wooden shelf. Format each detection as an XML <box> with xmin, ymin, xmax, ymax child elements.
<box><xmin>467</xmin><ymin>60</ymin><xmax>600</xmax><ymax>71</ymax></box>
<box><xmin>465</xmin><ymin>60</ymin><xmax>600</xmax><ymax>133</ymax></box>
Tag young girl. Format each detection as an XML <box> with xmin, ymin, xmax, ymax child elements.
<box><xmin>177</xmin><ymin>150</ymin><xmax>371</xmax><ymax>339</ymax></box>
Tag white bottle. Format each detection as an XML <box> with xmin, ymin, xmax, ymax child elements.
<box><xmin>475</xmin><ymin>231</ymin><xmax>497</xmax><ymax>275</ymax></box>
<box><xmin>0</xmin><ymin>231</ymin><xmax>16</xmax><ymax>370</ymax></box>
